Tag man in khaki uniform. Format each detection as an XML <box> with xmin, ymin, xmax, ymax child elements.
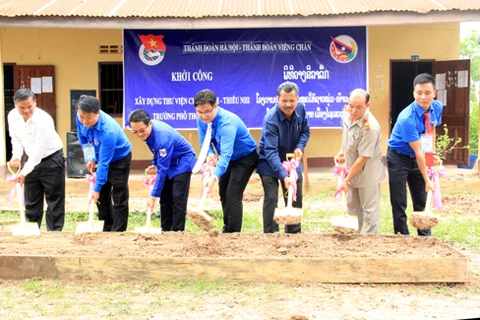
<box><xmin>335</xmin><ymin>89</ymin><xmax>385</xmax><ymax>233</ymax></box>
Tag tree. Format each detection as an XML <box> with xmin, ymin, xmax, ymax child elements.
<box><xmin>460</xmin><ymin>30</ymin><xmax>480</xmax><ymax>154</ymax></box>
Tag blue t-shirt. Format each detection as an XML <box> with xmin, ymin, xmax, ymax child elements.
<box><xmin>257</xmin><ymin>102</ymin><xmax>310</xmax><ymax>180</ymax></box>
<box><xmin>388</xmin><ymin>100</ymin><xmax>443</xmax><ymax>156</ymax></box>
<box><xmin>197</xmin><ymin>106</ymin><xmax>257</xmax><ymax>178</ymax></box>
<box><xmin>146</xmin><ymin>120</ymin><xmax>196</xmax><ymax>197</ymax></box>
<box><xmin>76</xmin><ymin>111</ymin><xmax>132</xmax><ymax>192</ymax></box>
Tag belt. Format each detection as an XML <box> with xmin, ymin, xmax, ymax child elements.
<box><xmin>42</xmin><ymin>149</ymin><xmax>63</xmax><ymax>161</ymax></box>
<box><xmin>389</xmin><ymin>148</ymin><xmax>415</xmax><ymax>159</ymax></box>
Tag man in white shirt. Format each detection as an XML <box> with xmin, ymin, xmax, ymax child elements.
<box><xmin>8</xmin><ymin>88</ymin><xmax>65</xmax><ymax>231</ymax></box>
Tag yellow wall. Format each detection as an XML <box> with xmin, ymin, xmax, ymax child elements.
<box><xmin>0</xmin><ymin>23</ymin><xmax>460</xmax><ymax>164</ymax></box>
<box><xmin>367</xmin><ymin>23</ymin><xmax>460</xmax><ymax>155</ymax></box>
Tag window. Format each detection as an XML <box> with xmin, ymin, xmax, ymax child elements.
<box><xmin>99</xmin><ymin>62</ymin><xmax>123</xmax><ymax>115</ymax></box>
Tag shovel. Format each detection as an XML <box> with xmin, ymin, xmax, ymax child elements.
<box><xmin>75</xmin><ymin>198</ymin><xmax>104</xmax><ymax>234</ymax></box>
<box><xmin>331</xmin><ymin>191</ymin><xmax>358</xmax><ymax>234</ymax></box>
<box><xmin>135</xmin><ymin>206</ymin><xmax>162</xmax><ymax>234</ymax></box>
<box><xmin>7</xmin><ymin>164</ymin><xmax>41</xmax><ymax>236</ymax></box>
<box><xmin>186</xmin><ymin>187</ymin><xmax>215</xmax><ymax>232</ymax></box>
<box><xmin>410</xmin><ymin>190</ymin><xmax>440</xmax><ymax>230</ymax></box>
<box><xmin>273</xmin><ymin>154</ymin><xmax>303</xmax><ymax>226</ymax></box>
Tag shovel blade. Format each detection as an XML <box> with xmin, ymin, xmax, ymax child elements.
<box><xmin>331</xmin><ymin>215</ymin><xmax>358</xmax><ymax>234</ymax></box>
<box><xmin>273</xmin><ymin>207</ymin><xmax>303</xmax><ymax>225</ymax></box>
<box><xmin>75</xmin><ymin>220</ymin><xmax>104</xmax><ymax>234</ymax></box>
<box><xmin>10</xmin><ymin>222</ymin><xmax>41</xmax><ymax>237</ymax></box>
<box><xmin>187</xmin><ymin>205</ymin><xmax>214</xmax><ymax>232</ymax></box>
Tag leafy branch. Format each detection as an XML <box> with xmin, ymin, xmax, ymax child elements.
<box><xmin>435</xmin><ymin>124</ymin><xmax>464</xmax><ymax>160</ymax></box>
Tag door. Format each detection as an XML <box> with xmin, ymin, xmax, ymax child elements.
<box><xmin>432</xmin><ymin>59</ymin><xmax>471</xmax><ymax>165</ymax></box>
<box><xmin>390</xmin><ymin>59</ymin><xmax>471</xmax><ymax>166</ymax></box>
<box><xmin>13</xmin><ymin>65</ymin><xmax>56</xmax><ymax>123</ymax></box>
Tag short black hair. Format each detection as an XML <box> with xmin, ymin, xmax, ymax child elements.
<box><xmin>76</xmin><ymin>95</ymin><xmax>100</xmax><ymax>113</ymax></box>
<box><xmin>193</xmin><ymin>89</ymin><xmax>217</xmax><ymax>107</ymax></box>
<box><xmin>277</xmin><ymin>81</ymin><xmax>299</xmax><ymax>96</ymax></box>
<box><xmin>13</xmin><ymin>88</ymin><xmax>35</xmax><ymax>102</ymax></box>
<box><xmin>128</xmin><ymin>109</ymin><xmax>151</xmax><ymax>126</ymax></box>
<box><xmin>413</xmin><ymin>73</ymin><xmax>436</xmax><ymax>90</ymax></box>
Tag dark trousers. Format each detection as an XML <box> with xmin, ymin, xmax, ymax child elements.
<box><xmin>260</xmin><ymin>173</ymin><xmax>302</xmax><ymax>234</ymax></box>
<box><xmin>24</xmin><ymin>149</ymin><xmax>65</xmax><ymax>231</ymax></box>
<box><xmin>218</xmin><ymin>150</ymin><xmax>258</xmax><ymax>233</ymax></box>
<box><xmin>387</xmin><ymin>148</ymin><xmax>431</xmax><ymax>236</ymax></box>
<box><xmin>159</xmin><ymin>171</ymin><xmax>192</xmax><ymax>231</ymax></box>
<box><xmin>97</xmin><ymin>152</ymin><xmax>131</xmax><ymax>232</ymax></box>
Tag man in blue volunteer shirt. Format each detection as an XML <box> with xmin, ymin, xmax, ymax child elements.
<box><xmin>257</xmin><ymin>81</ymin><xmax>310</xmax><ymax>233</ymax></box>
<box><xmin>76</xmin><ymin>95</ymin><xmax>132</xmax><ymax>232</ymax></box>
<box><xmin>193</xmin><ymin>89</ymin><xmax>258</xmax><ymax>233</ymax></box>
<box><xmin>387</xmin><ymin>73</ymin><xmax>443</xmax><ymax>236</ymax></box>
<box><xmin>128</xmin><ymin>109</ymin><xmax>196</xmax><ymax>232</ymax></box>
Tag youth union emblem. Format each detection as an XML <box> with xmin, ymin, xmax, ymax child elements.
<box><xmin>138</xmin><ymin>34</ymin><xmax>167</xmax><ymax>66</ymax></box>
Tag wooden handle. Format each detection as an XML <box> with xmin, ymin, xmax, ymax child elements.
<box><xmin>425</xmin><ymin>190</ymin><xmax>433</xmax><ymax>213</ymax></box>
<box><xmin>198</xmin><ymin>187</ymin><xmax>209</xmax><ymax>211</ymax></box>
<box><xmin>341</xmin><ymin>191</ymin><xmax>348</xmax><ymax>216</ymax></box>
<box><xmin>88</xmin><ymin>199</ymin><xmax>95</xmax><ymax>222</ymax></box>
<box><xmin>146</xmin><ymin>207</ymin><xmax>152</xmax><ymax>230</ymax></box>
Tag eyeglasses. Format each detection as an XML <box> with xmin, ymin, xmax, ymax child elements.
<box><xmin>196</xmin><ymin>107</ymin><xmax>215</xmax><ymax>116</ymax></box>
<box><xmin>130</xmin><ymin>127</ymin><xmax>148</xmax><ymax>134</ymax></box>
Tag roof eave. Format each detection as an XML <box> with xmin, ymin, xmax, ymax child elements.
<box><xmin>0</xmin><ymin>10</ymin><xmax>478</xmax><ymax>29</ymax></box>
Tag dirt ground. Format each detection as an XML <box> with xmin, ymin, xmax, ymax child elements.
<box><xmin>1</xmin><ymin>174</ymin><xmax>480</xmax><ymax>319</ymax></box>
<box><xmin>0</xmin><ymin>232</ymin><xmax>463</xmax><ymax>258</ymax></box>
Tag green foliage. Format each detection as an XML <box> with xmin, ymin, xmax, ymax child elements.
<box><xmin>460</xmin><ymin>29</ymin><xmax>480</xmax><ymax>102</ymax></box>
<box><xmin>460</xmin><ymin>29</ymin><xmax>480</xmax><ymax>154</ymax></box>
<box><xmin>470</xmin><ymin>103</ymin><xmax>479</xmax><ymax>154</ymax></box>
<box><xmin>435</xmin><ymin>124</ymin><xmax>463</xmax><ymax>160</ymax></box>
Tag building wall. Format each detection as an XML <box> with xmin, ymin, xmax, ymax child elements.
<box><xmin>0</xmin><ymin>23</ymin><xmax>460</xmax><ymax>167</ymax></box>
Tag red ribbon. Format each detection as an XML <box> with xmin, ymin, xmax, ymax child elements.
<box><xmin>142</xmin><ymin>174</ymin><xmax>157</xmax><ymax>210</ymax></box>
<box><xmin>282</xmin><ymin>159</ymin><xmax>299</xmax><ymax>201</ymax></box>
<box><xmin>333</xmin><ymin>163</ymin><xmax>349</xmax><ymax>201</ymax></box>
<box><xmin>86</xmin><ymin>173</ymin><xmax>96</xmax><ymax>204</ymax></box>
<box><xmin>6</xmin><ymin>174</ymin><xmax>24</xmax><ymax>205</ymax></box>
<box><xmin>428</xmin><ymin>166</ymin><xmax>446</xmax><ymax>211</ymax></box>
<box><xmin>142</xmin><ymin>174</ymin><xmax>157</xmax><ymax>191</ymax></box>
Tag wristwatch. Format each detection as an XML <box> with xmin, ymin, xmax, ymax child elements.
<box><xmin>344</xmin><ymin>179</ymin><xmax>351</xmax><ymax>186</ymax></box>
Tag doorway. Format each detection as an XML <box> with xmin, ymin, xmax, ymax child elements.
<box><xmin>390</xmin><ymin>59</ymin><xmax>471</xmax><ymax>165</ymax></box>
<box><xmin>390</xmin><ymin>61</ymin><xmax>432</xmax><ymax>131</ymax></box>
<box><xmin>3</xmin><ymin>64</ymin><xmax>14</xmax><ymax>162</ymax></box>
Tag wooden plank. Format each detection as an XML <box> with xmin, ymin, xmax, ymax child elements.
<box><xmin>0</xmin><ymin>256</ymin><xmax>57</xmax><ymax>279</ymax></box>
<box><xmin>0</xmin><ymin>256</ymin><xmax>465</xmax><ymax>283</ymax></box>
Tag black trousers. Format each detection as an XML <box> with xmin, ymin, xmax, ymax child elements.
<box><xmin>260</xmin><ymin>173</ymin><xmax>302</xmax><ymax>234</ymax></box>
<box><xmin>97</xmin><ymin>152</ymin><xmax>131</xmax><ymax>232</ymax></box>
<box><xmin>159</xmin><ymin>171</ymin><xmax>192</xmax><ymax>231</ymax></box>
<box><xmin>218</xmin><ymin>150</ymin><xmax>258</xmax><ymax>233</ymax></box>
<box><xmin>386</xmin><ymin>148</ymin><xmax>431</xmax><ymax>236</ymax></box>
<box><xmin>24</xmin><ymin>149</ymin><xmax>65</xmax><ymax>231</ymax></box>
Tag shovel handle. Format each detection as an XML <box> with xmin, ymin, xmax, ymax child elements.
<box><xmin>341</xmin><ymin>191</ymin><xmax>348</xmax><ymax>216</ymax></box>
<box><xmin>198</xmin><ymin>187</ymin><xmax>209</xmax><ymax>211</ymax></box>
<box><xmin>8</xmin><ymin>163</ymin><xmax>26</xmax><ymax>223</ymax></box>
<box><xmin>425</xmin><ymin>190</ymin><xmax>433</xmax><ymax>213</ymax></box>
<box><xmin>145</xmin><ymin>207</ymin><xmax>152</xmax><ymax>231</ymax></box>
<box><xmin>88</xmin><ymin>199</ymin><xmax>95</xmax><ymax>222</ymax></box>
<box><xmin>16</xmin><ymin>183</ymin><xmax>26</xmax><ymax>223</ymax></box>
<box><xmin>287</xmin><ymin>185</ymin><xmax>294</xmax><ymax>208</ymax></box>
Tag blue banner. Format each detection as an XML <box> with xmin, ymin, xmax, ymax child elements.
<box><xmin>123</xmin><ymin>27</ymin><xmax>366</xmax><ymax>129</ymax></box>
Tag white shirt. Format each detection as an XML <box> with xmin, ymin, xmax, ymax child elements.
<box><xmin>8</xmin><ymin>107</ymin><xmax>63</xmax><ymax>176</ymax></box>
